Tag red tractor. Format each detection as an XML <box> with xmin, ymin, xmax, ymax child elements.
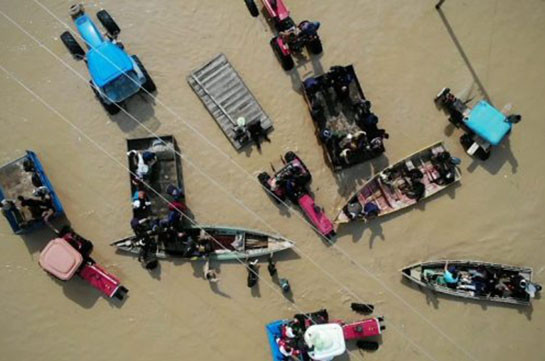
<box><xmin>244</xmin><ymin>0</ymin><xmax>323</xmax><ymax>70</ymax></box>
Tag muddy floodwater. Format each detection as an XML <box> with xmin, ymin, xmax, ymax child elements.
<box><xmin>1</xmin><ymin>1</ymin><xmax>545</xmax><ymax>360</ymax></box>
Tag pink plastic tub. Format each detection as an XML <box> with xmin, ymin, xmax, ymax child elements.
<box><xmin>39</xmin><ymin>238</ymin><xmax>83</xmax><ymax>281</ymax></box>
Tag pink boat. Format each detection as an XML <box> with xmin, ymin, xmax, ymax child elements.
<box><xmin>39</xmin><ymin>234</ymin><xmax>128</xmax><ymax>300</ymax></box>
<box><xmin>258</xmin><ymin>151</ymin><xmax>335</xmax><ymax>239</ymax></box>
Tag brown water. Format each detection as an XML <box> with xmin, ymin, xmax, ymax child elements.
<box><xmin>1</xmin><ymin>1</ymin><xmax>545</xmax><ymax>360</ymax></box>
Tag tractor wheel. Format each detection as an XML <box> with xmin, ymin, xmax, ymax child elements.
<box><xmin>307</xmin><ymin>37</ymin><xmax>323</xmax><ymax>55</ymax></box>
<box><xmin>97</xmin><ymin>10</ymin><xmax>120</xmax><ymax>38</ymax></box>
<box><xmin>60</xmin><ymin>31</ymin><xmax>85</xmax><ymax>60</ymax></box>
<box><xmin>132</xmin><ymin>55</ymin><xmax>157</xmax><ymax>93</ymax></box>
<box><xmin>90</xmin><ymin>81</ymin><xmax>121</xmax><ymax>115</ymax></box>
<box><xmin>356</xmin><ymin>341</ymin><xmax>379</xmax><ymax>351</ymax></box>
<box><xmin>257</xmin><ymin>172</ymin><xmax>271</xmax><ymax>189</ymax></box>
<box><xmin>270</xmin><ymin>38</ymin><xmax>294</xmax><ymax>71</ymax></box>
<box><xmin>244</xmin><ymin>0</ymin><xmax>259</xmax><ymax>17</ymax></box>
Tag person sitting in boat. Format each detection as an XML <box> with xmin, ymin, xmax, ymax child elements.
<box><xmin>329</xmin><ymin>65</ymin><xmax>353</xmax><ymax>100</ymax></box>
<box><xmin>132</xmin><ymin>191</ymin><xmax>152</xmax><ymax>218</ymax></box>
<box><xmin>17</xmin><ymin>195</ymin><xmax>54</xmax><ymax>223</ymax></box>
<box><xmin>276</xmin><ymin>337</ymin><xmax>301</xmax><ymax>359</ymax></box>
<box><xmin>23</xmin><ymin>158</ymin><xmax>43</xmax><ymax>188</ymax></box>
<box><xmin>167</xmin><ymin>184</ymin><xmax>185</xmax><ymax>201</ymax></box>
<box><xmin>128</xmin><ymin>150</ymin><xmax>157</xmax><ymax>180</ymax></box>
<box><xmin>431</xmin><ymin>151</ymin><xmax>460</xmax><ymax>185</ymax></box>
<box><xmin>443</xmin><ymin>262</ymin><xmax>460</xmax><ymax>288</ymax></box>
<box><xmin>131</xmin><ymin>216</ymin><xmax>154</xmax><ymax>237</ymax></box>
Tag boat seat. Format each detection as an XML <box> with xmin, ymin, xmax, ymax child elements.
<box><xmin>465</xmin><ymin>101</ymin><xmax>511</xmax><ymax>146</ymax></box>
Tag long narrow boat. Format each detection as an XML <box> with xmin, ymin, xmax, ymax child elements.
<box><xmin>334</xmin><ymin>141</ymin><xmax>460</xmax><ymax>226</ymax></box>
<box><xmin>401</xmin><ymin>260</ymin><xmax>542</xmax><ymax>306</ymax></box>
<box><xmin>111</xmin><ymin>225</ymin><xmax>294</xmax><ymax>261</ymax></box>
<box><xmin>0</xmin><ymin>151</ymin><xmax>64</xmax><ymax>234</ymax></box>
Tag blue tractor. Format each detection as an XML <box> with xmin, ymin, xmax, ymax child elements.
<box><xmin>60</xmin><ymin>4</ymin><xmax>156</xmax><ymax>114</ymax></box>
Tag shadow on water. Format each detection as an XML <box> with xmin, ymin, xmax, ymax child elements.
<box><xmin>109</xmin><ymin>92</ymin><xmax>160</xmax><ymax>134</ymax></box>
<box><xmin>400</xmin><ymin>277</ymin><xmax>534</xmax><ymax>320</ymax></box>
<box><xmin>288</xmin><ymin>52</ymin><xmax>324</xmax><ymax>94</ymax></box>
<box><xmin>436</xmin><ymin>7</ymin><xmax>492</xmax><ymax>104</ymax></box>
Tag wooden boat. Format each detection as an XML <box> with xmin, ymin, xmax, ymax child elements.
<box><xmin>127</xmin><ymin>135</ymin><xmax>183</xmax><ymax>220</ymax></box>
<box><xmin>334</xmin><ymin>141</ymin><xmax>460</xmax><ymax>226</ymax></box>
<box><xmin>187</xmin><ymin>54</ymin><xmax>273</xmax><ymax>150</ymax></box>
<box><xmin>111</xmin><ymin>225</ymin><xmax>294</xmax><ymax>261</ymax></box>
<box><xmin>401</xmin><ymin>260</ymin><xmax>542</xmax><ymax>306</ymax></box>
<box><xmin>0</xmin><ymin>151</ymin><xmax>64</xmax><ymax>234</ymax></box>
<box><xmin>302</xmin><ymin>65</ymin><xmax>387</xmax><ymax>171</ymax></box>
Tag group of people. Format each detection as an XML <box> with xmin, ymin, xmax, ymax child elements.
<box><xmin>275</xmin><ymin>310</ymin><xmax>328</xmax><ymax>360</ymax></box>
<box><xmin>305</xmin><ymin>66</ymin><xmax>388</xmax><ymax>167</ymax></box>
<box><xmin>1</xmin><ymin>158</ymin><xmax>56</xmax><ymax>228</ymax></box>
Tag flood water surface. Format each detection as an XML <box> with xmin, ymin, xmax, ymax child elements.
<box><xmin>1</xmin><ymin>1</ymin><xmax>545</xmax><ymax>361</ymax></box>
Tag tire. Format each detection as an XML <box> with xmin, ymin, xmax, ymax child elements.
<box><xmin>270</xmin><ymin>38</ymin><xmax>294</xmax><ymax>71</ymax></box>
<box><xmin>307</xmin><ymin>37</ymin><xmax>323</xmax><ymax>55</ymax></box>
<box><xmin>90</xmin><ymin>81</ymin><xmax>121</xmax><ymax>115</ymax></box>
<box><xmin>475</xmin><ymin>147</ymin><xmax>490</xmax><ymax>161</ymax></box>
<box><xmin>113</xmin><ymin>286</ymin><xmax>128</xmax><ymax>300</ymax></box>
<box><xmin>351</xmin><ymin>302</ymin><xmax>374</xmax><ymax>314</ymax></box>
<box><xmin>60</xmin><ymin>31</ymin><xmax>85</xmax><ymax>60</ymax></box>
<box><xmin>97</xmin><ymin>10</ymin><xmax>120</xmax><ymax>38</ymax></box>
<box><xmin>132</xmin><ymin>55</ymin><xmax>157</xmax><ymax>93</ymax></box>
<box><xmin>258</xmin><ymin>172</ymin><xmax>271</xmax><ymax>189</ymax></box>
<box><xmin>244</xmin><ymin>0</ymin><xmax>259</xmax><ymax>17</ymax></box>
<box><xmin>285</xmin><ymin>151</ymin><xmax>311</xmax><ymax>180</ymax></box>
<box><xmin>357</xmin><ymin>341</ymin><xmax>379</xmax><ymax>351</ymax></box>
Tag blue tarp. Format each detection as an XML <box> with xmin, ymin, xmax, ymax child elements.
<box><xmin>466</xmin><ymin>100</ymin><xmax>511</xmax><ymax>146</ymax></box>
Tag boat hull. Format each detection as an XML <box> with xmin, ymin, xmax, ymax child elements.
<box><xmin>401</xmin><ymin>260</ymin><xmax>536</xmax><ymax>306</ymax></box>
<box><xmin>111</xmin><ymin>225</ymin><xmax>294</xmax><ymax>261</ymax></box>
<box><xmin>335</xmin><ymin>141</ymin><xmax>460</xmax><ymax>226</ymax></box>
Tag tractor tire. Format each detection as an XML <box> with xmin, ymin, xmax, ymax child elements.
<box><xmin>285</xmin><ymin>151</ymin><xmax>311</xmax><ymax>184</ymax></box>
<box><xmin>132</xmin><ymin>55</ymin><xmax>157</xmax><ymax>93</ymax></box>
<box><xmin>244</xmin><ymin>0</ymin><xmax>259</xmax><ymax>17</ymax></box>
<box><xmin>270</xmin><ymin>38</ymin><xmax>294</xmax><ymax>71</ymax></box>
<box><xmin>60</xmin><ymin>31</ymin><xmax>85</xmax><ymax>60</ymax></box>
<box><xmin>356</xmin><ymin>341</ymin><xmax>379</xmax><ymax>351</ymax></box>
<box><xmin>307</xmin><ymin>37</ymin><xmax>323</xmax><ymax>55</ymax></box>
<box><xmin>257</xmin><ymin>172</ymin><xmax>271</xmax><ymax>189</ymax></box>
<box><xmin>97</xmin><ymin>10</ymin><xmax>120</xmax><ymax>38</ymax></box>
<box><xmin>90</xmin><ymin>81</ymin><xmax>121</xmax><ymax>115</ymax></box>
